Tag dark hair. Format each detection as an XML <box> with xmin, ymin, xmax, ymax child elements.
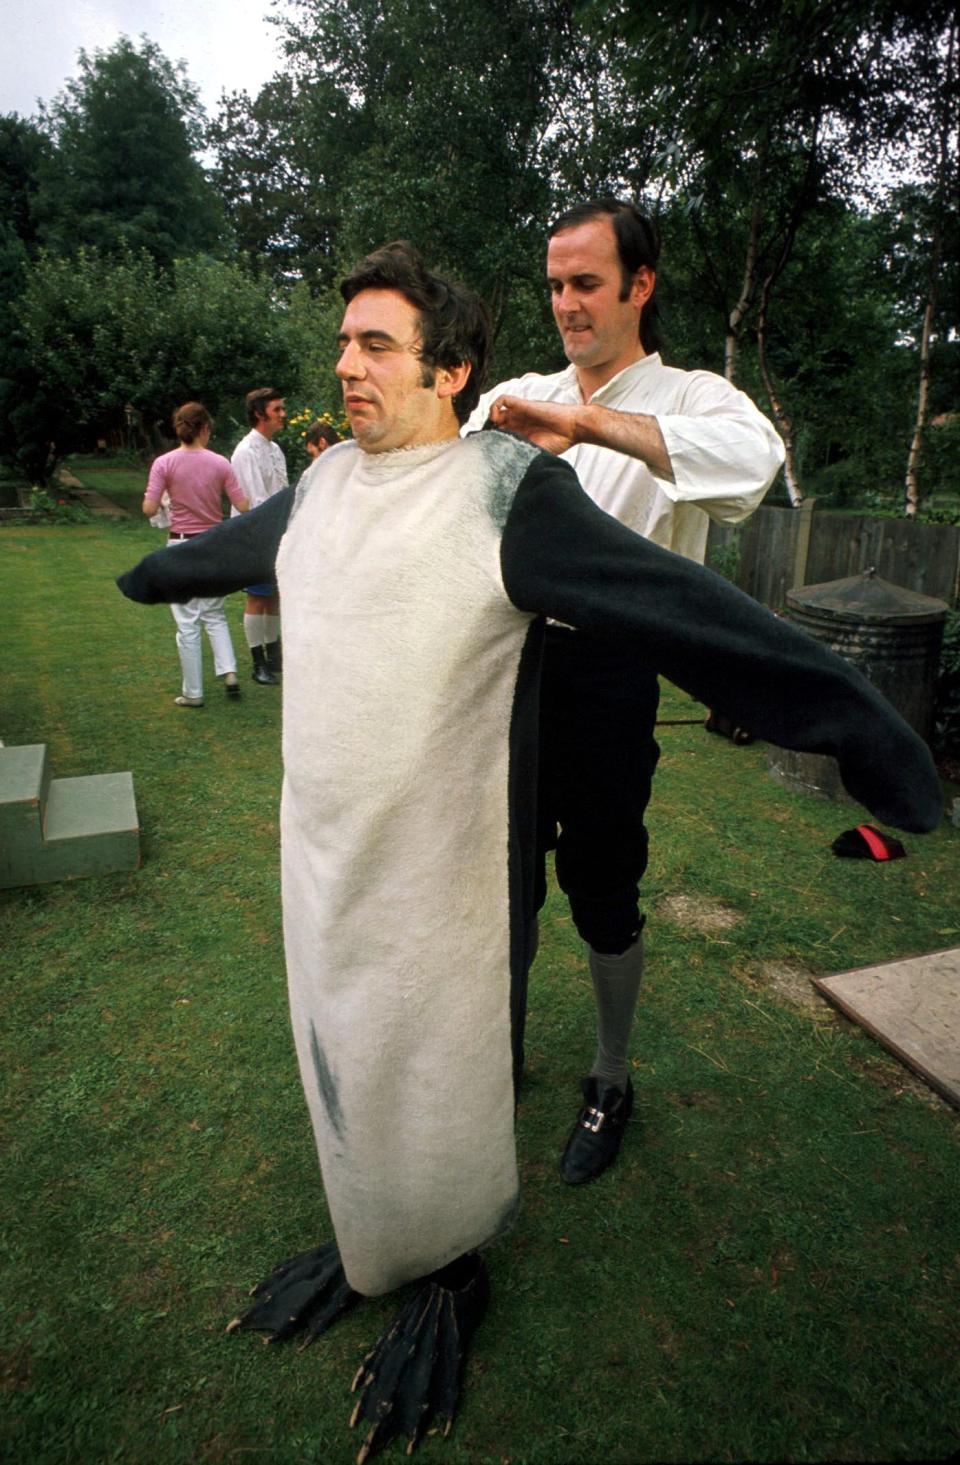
<box><xmin>339</xmin><ymin>241</ymin><xmax>491</xmax><ymax>424</ymax></box>
<box><xmin>306</xmin><ymin>420</ymin><xmax>341</xmax><ymax>449</ymax></box>
<box><xmin>245</xmin><ymin>387</ymin><xmax>283</xmax><ymax>427</ymax></box>
<box><xmin>172</xmin><ymin>401</ymin><xmax>211</xmax><ymax>444</ymax></box>
<box><xmin>549</xmin><ymin>198</ymin><xmax>662</xmax><ymax>354</ymax></box>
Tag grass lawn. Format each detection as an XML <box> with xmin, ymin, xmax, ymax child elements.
<box><xmin>3</xmin><ymin>520</ymin><xmax>959</xmax><ymax>1465</ymax></box>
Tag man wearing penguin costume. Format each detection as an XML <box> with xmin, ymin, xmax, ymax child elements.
<box><xmin>117</xmin><ymin>242</ymin><xmax>941</xmax><ymax>1462</ymax></box>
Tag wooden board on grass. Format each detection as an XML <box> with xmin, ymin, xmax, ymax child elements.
<box><xmin>813</xmin><ymin>949</ymin><xmax>960</xmax><ymax>1109</ymax></box>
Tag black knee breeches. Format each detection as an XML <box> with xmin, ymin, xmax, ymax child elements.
<box><xmin>534</xmin><ymin>626</ymin><xmax>660</xmax><ymax>955</ymax></box>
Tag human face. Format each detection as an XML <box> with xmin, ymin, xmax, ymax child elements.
<box><xmin>546</xmin><ymin>216</ymin><xmax>654</xmax><ymax>394</ymax></box>
<box><xmin>335</xmin><ymin>289</ymin><xmax>456</xmax><ymax>454</ymax></box>
<box><xmin>257</xmin><ymin>397</ymin><xmax>287</xmax><ymax>438</ymax></box>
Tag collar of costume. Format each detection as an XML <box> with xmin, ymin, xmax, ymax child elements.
<box><xmin>355</xmin><ymin>438</ymin><xmax>462</xmax><ymax>481</ymax></box>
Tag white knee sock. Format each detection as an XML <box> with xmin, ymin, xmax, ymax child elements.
<box><xmin>262</xmin><ymin>614</ymin><xmax>280</xmax><ymax>644</ymax></box>
<box><xmin>588</xmin><ymin>935</ymin><xmax>643</xmax><ymax>1089</ymax></box>
<box><xmin>244</xmin><ymin>613</ymin><xmax>266</xmax><ymax>649</ymax></box>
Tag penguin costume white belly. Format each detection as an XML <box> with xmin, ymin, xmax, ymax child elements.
<box><xmin>278</xmin><ymin>434</ymin><xmax>538</xmax><ymax>1295</ymax></box>
<box><xmin>118</xmin><ymin>428</ymin><xmax>942</xmax><ymax>1460</ymax></box>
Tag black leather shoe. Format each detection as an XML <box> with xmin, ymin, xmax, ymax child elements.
<box><xmin>560</xmin><ymin>1076</ymin><xmax>634</xmax><ymax>1185</ymax></box>
<box><xmin>251</xmin><ymin>646</ymin><xmax>278</xmax><ymax>685</ymax></box>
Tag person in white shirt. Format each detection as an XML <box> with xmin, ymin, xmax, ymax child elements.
<box><xmin>468</xmin><ymin>198</ymin><xmax>786</xmax><ymax>1186</ymax></box>
<box><xmin>230</xmin><ymin>387</ymin><xmax>289</xmax><ymax>684</ymax></box>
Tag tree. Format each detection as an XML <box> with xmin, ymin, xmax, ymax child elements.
<box><xmin>7</xmin><ymin>249</ymin><xmax>299</xmax><ymax>480</ymax></box>
<box><xmin>0</xmin><ymin>116</ymin><xmax>56</xmax><ymax>484</ymax></box>
<box><xmin>901</xmin><ymin>18</ymin><xmax>959</xmax><ymax>515</ymax></box>
<box><xmin>37</xmin><ymin>36</ymin><xmax>223</xmax><ymax>266</ymax></box>
<box><xmin>586</xmin><ymin>0</ymin><xmax>955</xmax><ymax>505</ymax></box>
<box><xmin>209</xmin><ymin>0</ymin><xmax>666</xmax><ymax>379</ymax></box>
<box><xmin>215</xmin><ymin>0</ymin><xmax>955</xmax><ymax>509</ymax></box>
<box><xmin>208</xmin><ymin>70</ymin><xmax>357</xmax><ymax>290</ymax></box>
<box><xmin>0</xmin><ymin>114</ymin><xmax>49</xmax><ymax>256</ymax></box>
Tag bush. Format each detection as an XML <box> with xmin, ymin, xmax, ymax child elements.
<box><xmin>28</xmin><ymin>488</ymin><xmax>92</xmax><ymax>524</ymax></box>
<box><xmin>706</xmin><ymin>528</ymin><xmax>741</xmax><ymax>583</ymax></box>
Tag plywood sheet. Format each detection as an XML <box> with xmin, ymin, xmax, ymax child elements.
<box><xmin>813</xmin><ymin>949</ymin><xmax>960</xmax><ymax>1109</ymax></box>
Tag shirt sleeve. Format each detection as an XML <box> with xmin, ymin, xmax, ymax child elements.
<box><xmin>655</xmin><ymin>374</ymin><xmax>785</xmax><ymax>523</ymax></box>
<box><xmin>230</xmin><ymin>439</ymin><xmax>265</xmax><ymax>505</ymax></box>
<box><xmin>499</xmin><ymin>456</ymin><xmax>941</xmax><ymax>835</ymax></box>
<box><xmin>145</xmin><ymin>457</ymin><xmax>167</xmax><ymax>504</ymax></box>
<box><xmin>116</xmin><ymin>488</ymin><xmax>293</xmax><ymax>605</ymax></box>
<box><xmin>222</xmin><ymin>461</ymin><xmax>247</xmax><ymax>510</ymax></box>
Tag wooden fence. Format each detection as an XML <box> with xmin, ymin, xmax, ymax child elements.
<box><xmin>707</xmin><ymin>502</ymin><xmax>960</xmax><ymax>609</ymax></box>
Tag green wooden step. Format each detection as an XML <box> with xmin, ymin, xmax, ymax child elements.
<box><xmin>0</xmin><ymin>746</ymin><xmax>140</xmax><ymax>888</ymax></box>
<box><xmin>0</xmin><ymin>743</ymin><xmax>51</xmax><ymax>849</ymax></box>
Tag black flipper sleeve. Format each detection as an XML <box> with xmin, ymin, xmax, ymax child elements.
<box><xmin>500</xmin><ymin>456</ymin><xmax>942</xmax><ymax>834</ymax></box>
<box><xmin>116</xmin><ymin>489</ymin><xmax>294</xmax><ymax>604</ymax></box>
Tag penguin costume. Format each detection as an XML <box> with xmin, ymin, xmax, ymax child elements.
<box><xmin>117</xmin><ymin>252</ymin><xmax>941</xmax><ymax>1462</ymax></box>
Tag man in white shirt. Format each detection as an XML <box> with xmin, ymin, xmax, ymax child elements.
<box><xmin>231</xmin><ymin>387</ymin><xmax>289</xmax><ymax>684</ymax></box>
<box><xmin>468</xmin><ymin>198</ymin><xmax>785</xmax><ymax>1186</ymax></box>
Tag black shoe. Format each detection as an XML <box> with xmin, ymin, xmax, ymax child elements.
<box><xmin>251</xmin><ymin>646</ymin><xmax>278</xmax><ymax>685</ymax></box>
<box><xmin>264</xmin><ymin>639</ymin><xmax>282</xmax><ymax>676</ymax></box>
<box><xmin>560</xmin><ymin>1076</ymin><xmax>634</xmax><ymax>1185</ymax></box>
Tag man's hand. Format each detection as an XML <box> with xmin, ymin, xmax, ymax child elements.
<box><xmin>489</xmin><ymin>395</ymin><xmax>581</xmax><ymax>455</ymax></box>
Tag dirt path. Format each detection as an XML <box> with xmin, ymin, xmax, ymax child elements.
<box><xmin>57</xmin><ymin>467</ymin><xmax>129</xmax><ymax>517</ymax></box>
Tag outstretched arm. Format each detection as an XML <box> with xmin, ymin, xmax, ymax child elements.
<box><xmin>500</xmin><ymin>456</ymin><xmax>941</xmax><ymax>834</ymax></box>
<box><xmin>116</xmin><ymin>488</ymin><xmax>293</xmax><ymax>604</ymax></box>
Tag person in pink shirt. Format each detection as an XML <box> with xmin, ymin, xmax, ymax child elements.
<box><xmin>142</xmin><ymin>402</ymin><xmax>250</xmax><ymax>706</ymax></box>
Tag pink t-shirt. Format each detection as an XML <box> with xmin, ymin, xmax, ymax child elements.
<box><xmin>146</xmin><ymin>447</ymin><xmax>246</xmax><ymax>534</ymax></box>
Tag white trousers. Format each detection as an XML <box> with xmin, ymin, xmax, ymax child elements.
<box><xmin>167</xmin><ymin>539</ymin><xmax>237</xmax><ymax>699</ymax></box>
<box><xmin>169</xmin><ymin>597</ymin><xmax>237</xmax><ymax>698</ymax></box>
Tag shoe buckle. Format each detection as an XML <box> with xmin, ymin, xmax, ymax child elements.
<box><xmin>580</xmin><ymin>1105</ymin><xmax>607</xmax><ymax>1134</ymax></box>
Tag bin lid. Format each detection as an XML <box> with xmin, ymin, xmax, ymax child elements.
<box><xmin>786</xmin><ymin>568</ymin><xmax>949</xmax><ymax>625</ymax></box>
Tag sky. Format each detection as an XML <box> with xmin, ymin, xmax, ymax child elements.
<box><xmin>1</xmin><ymin>0</ymin><xmax>288</xmax><ymax>123</ymax></box>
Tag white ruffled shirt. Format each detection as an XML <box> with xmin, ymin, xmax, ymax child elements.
<box><xmin>230</xmin><ymin>428</ymin><xmax>288</xmax><ymax>513</ymax></box>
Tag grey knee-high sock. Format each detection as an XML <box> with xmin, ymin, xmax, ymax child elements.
<box><xmin>588</xmin><ymin>935</ymin><xmax>643</xmax><ymax>1089</ymax></box>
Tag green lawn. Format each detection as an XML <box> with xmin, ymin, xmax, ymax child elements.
<box><xmin>62</xmin><ymin>456</ymin><xmax>152</xmax><ymax>514</ymax></box>
<box><xmin>3</xmin><ymin>521</ymin><xmax>959</xmax><ymax>1464</ymax></box>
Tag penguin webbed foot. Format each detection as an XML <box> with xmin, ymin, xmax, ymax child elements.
<box><xmin>226</xmin><ymin>1239</ymin><xmax>359</xmax><ymax>1346</ymax></box>
<box><xmin>350</xmin><ymin>1251</ymin><xmax>489</xmax><ymax>1462</ymax></box>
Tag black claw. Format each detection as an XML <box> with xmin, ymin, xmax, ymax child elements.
<box><xmin>430</xmin><ymin>1292</ymin><xmax>462</xmax><ymax>1426</ymax></box>
<box><xmin>227</xmin><ymin>1240</ymin><xmax>359</xmax><ymax>1344</ymax></box>
<box><xmin>349</xmin><ymin>1253</ymin><xmax>489</xmax><ymax>1461</ymax></box>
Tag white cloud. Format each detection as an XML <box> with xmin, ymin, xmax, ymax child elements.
<box><xmin>1</xmin><ymin>0</ymin><xmax>286</xmax><ymax>122</ymax></box>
